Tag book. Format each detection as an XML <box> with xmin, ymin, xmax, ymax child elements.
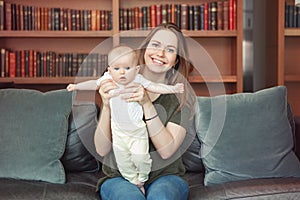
<box><xmin>175</xmin><ymin>4</ymin><xmax>181</xmax><ymax>28</ymax></box>
<box><xmin>181</xmin><ymin>4</ymin><xmax>188</xmax><ymax>30</ymax></box>
<box><xmin>217</xmin><ymin>1</ymin><xmax>223</xmax><ymax>30</ymax></box>
<box><xmin>0</xmin><ymin>1</ymin><xmax>4</xmax><ymax>30</ymax></box>
<box><xmin>194</xmin><ymin>5</ymin><xmax>200</xmax><ymax>30</ymax></box>
<box><xmin>223</xmin><ymin>0</ymin><xmax>229</xmax><ymax>30</ymax></box>
<box><xmin>161</xmin><ymin>4</ymin><xmax>168</xmax><ymax>24</ymax></box>
<box><xmin>189</xmin><ymin>5</ymin><xmax>194</xmax><ymax>30</ymax></box>
<box><xmin>5</xmin><ymin>2</ymin><xmax>12</xmax><ymax>30</ymax></box>
<box><xmin>210</xmin><ymin>2</ymin><xmax>217</xmax><ymax>30</ymax></box>
<box><xmin>204</xmin><ymin>2</ymin><xmax>209</xmax><ymax>30</ymax></box>
<box><xmin>150</xmin><ymin>4</ymin><xmax>156</xmax><ymax>28</ymax></box>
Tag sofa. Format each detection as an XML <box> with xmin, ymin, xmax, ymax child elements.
<box><xmin>1</xmin><ymin>86</ymin><xmax>300</xmax><ymax>200</ymax></box>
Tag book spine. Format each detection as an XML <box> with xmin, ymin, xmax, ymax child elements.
<box><xmin>16</xmin><ymin>51</ymin><xmax>21</xmax><ymax>77</ymax></box>
<box><xmin>223</xmin><ymin>0</ymin><xmax>229</xmax><ymax>30</ymax></box>
<box><xmin>9</xmin><ymin>52</ymin><xmax>16</xmax><ymax>77</ymax></box>
<box><xmin>229</xmin><ymin>0</ymin><xmax>234</xmax><ymax>30</ymax></box>
<box><xmin>210</xmin><ymin>2</ymin><xmax>217</xmax><ymax>30</ymax></box>
<box><xmin>11</xmin><ymin>3</ymin><xmax>16</xmax><ymax>30</ymax></box>
<box><xmin>156</xmin><ymin>4</ymin><xmax>162</xmax><ymax>27</ymax></box>
<box><xmin>150</xmin><ymin>4</ymin><xmax>156</xmax><ymax>28</ymax></box>
<box><xmin>119</xmin><ymin>8</ymin><xmax>124</xmax><ymax>30</ymax></box>
<box><xmin>0</xmin><ymin>49</ymin><xmax>5</xmax><ymax>77</ymax></box>
<box><xmin>91</xmin><ymin>9</ymin><xmax>97</xmax><ymax>31</ymax></box>
<box><xmin>123</xmin><ymin>8</ymin><xmax>128</xmax><ymax>30</ymax></box>
<box><xmin>298</xmin><ymin>7</ymin><xmax>300</xmax><ymax>27</ymax></box>
<box><xmin>142</xmin><ymin>6</ymin><xmax>147</xmax><ymax>30</ymax></box>
<box><xmin>134</xmin><ymin>7</ymin><xmax>140</xmax><ymax>29</ymax></box>
<box><xmin>194</xmin><ymin>5</ymin><xmax>200</xmax><ymax>30</ymax></box>
<box><xmin>170</xmin><ymin>4</ymin><xmax>176</xmax><ymax>24</ymax></box>
<box><xmin>161</xmin><ymin>4</ymin><xmax>167</xmax><ymax>24</ymax></box>
<box><xmin>217</xmin><ymin>1</ymin><xmax>223</xmax><ymax>30</ymax></box>
<box><xmin>128</xmin><ymin>8</ymin><xmax>132</xmax><ymax>30</ymax></box>
<box><xmin>204</xmin><ymin>2</ymin><xmax>209</xmax><ymax>30</ymax></box>
<box><xmin>175</xmin><ymin>4</ymin><xmax>181</xmax><ymax>28</ymax></box>
<box><xmin>0</xmin><ymin>1</ymin><xmax>3</xmax><ymax>30</ymax></box>
<box><xmin>233</xmin><ymin>0</ymin><xmax>237</xmax><ymax>30</ymax></box>
<box><xmin>5</xmin><ymin>2</ymin><xmax>12</xmax><ymax>30</ymax></box>
<box><xmin>181</xmin><ymin>4</ymin><xmax>188</xmax><ymax>30</ymax></box>
<box><xmin>189</xmin><ymin>5</ymin><xmax>194</xmax><ymax>30</ymax></box>
<box><xmin>199</xmin><ymin>4</ymin><xmax>204</xmax><ymax>30</ymax></box>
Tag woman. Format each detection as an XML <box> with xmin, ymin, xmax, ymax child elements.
<box><xmin>94</xmin><ymin>23</ymin><xmax>196</xmax><ymax>200</ymax></box>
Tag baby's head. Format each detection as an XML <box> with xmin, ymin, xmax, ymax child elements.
<box><xmin>107</xmin><ymin>45</ymin><xmax>140</xmax><ymax>85</ymax></box>
<box><xmin>108</xmin><ymin>45</ymin><xmax>138</xmax><ymax>67</ymax></box>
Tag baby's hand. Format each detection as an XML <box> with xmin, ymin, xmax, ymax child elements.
<box><xmin>66</xmin><ymin>84</ymin><xmax>76</xmax><ymax>91</ymax></box>
<box><xmin>174</xmin><ymin>83</ymin><xmax>184</xmax><ymax>93</ymax></box>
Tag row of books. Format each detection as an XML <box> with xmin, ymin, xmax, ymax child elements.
<box><xmin>0</xmin><ymin>49</ymin><xmax>108</xmax><ymax>78</ymax></box>
<box><xmin>0</xmin><ymin>1</ymin><xmax>112</xmax><ymax>31</ymax></box>
<box><xmin>119</xmin><ymin>0</ymin><xmax>237</xmax><ymax>31</ymax></box>
<box><xmin>285</xmin><ymin>4</ymin><xmax>300</xmax><ymax>28</ymax></box>
<box><xmin>0</xmin><ymin>0</ymin><xmax>237</xmax><ymax>32</ymax></box>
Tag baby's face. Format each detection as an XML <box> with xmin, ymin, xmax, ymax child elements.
<box><xmin>108</xmin><ymin>55</ymin><xmax>138</xmax><ymax>85</ymax></box>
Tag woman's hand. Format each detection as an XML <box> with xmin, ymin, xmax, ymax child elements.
<box><xmin>120</xmin><ymin>82</ymin><xmax>151</xmax><ymax>105</ymax></box>
<box><xmin>98</xmin><ymin>79</ymin><xmax>118</xmax><ymax>107</ymax></box>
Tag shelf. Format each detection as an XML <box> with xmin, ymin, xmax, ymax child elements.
<box><xmin>0</xmin><ymin>77</ymin><xmax>97</xmax><ymax>84</ymax></box>
<box><xmin>0</xmin><ymin>76</ymin><xmax>237</xmax><ymax>84</ymax></box>
<box><xmin>119</xmin><ymin>30</ymin><xmax>237</xmax><ymax>38</ymax></box>
<box><xmin>188</xmin><ymin>75</ymin><xmax>237</xmax><ymax>83</ymax></box>
<box><xmin>0</xmin><ymin>31</ymin><xmax>113</xmax><ymax>38</ymax></box>
<box><xmin>285</xmin><ymin>29</ymin><xmax>300</xmax><ymax>36</ymax></box>
<box><xmin>285</xmin><ymin>75</ymin><xmax>300</xmax><ymax>82</ymax></box>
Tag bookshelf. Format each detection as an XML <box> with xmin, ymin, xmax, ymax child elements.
<box><xmin>266</xmin><ymin>0</ymin><xmax>300</xmax><ymax>116</ymax></box>
<box><xmin>0</xmin><ymin>0</ymin><xmax>243</xmax><ymax>96</ymax></box>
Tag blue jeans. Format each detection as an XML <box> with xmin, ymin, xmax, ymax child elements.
<box><xmin>100</xmin><ymin>175</ymin><xmax>189</xmax><ymax>200</ymax></box>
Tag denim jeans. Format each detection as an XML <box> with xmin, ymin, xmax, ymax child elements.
<box><xmin>100</xmin><ymin>175</ymin><xmax>189</xmax><ymax>200</ymax></box>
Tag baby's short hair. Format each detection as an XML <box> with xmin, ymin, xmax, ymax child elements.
<box><xmin>108</xmin><ymin>45</ymin><xmax>137</xmax><ymax>66</ymax></box>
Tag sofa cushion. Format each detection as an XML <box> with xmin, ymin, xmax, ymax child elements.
<box><xmin>182</xmin><ymin>116</ymin><xmax>204</xmax><ymax>172</ymax></box>
<box><xmin>0</xmin><ymin>89</ymin><xmax>72</xmax><ymax>184</ymax></box>
<box><xmin>62</xmin><ymin>99</ymin><xmax>100</xmax><ymax>172</ymax></box>
<box><xmin>195</xmin><ymin>86</ymin><xmax>300</xmax><ymax>186</ymax></box>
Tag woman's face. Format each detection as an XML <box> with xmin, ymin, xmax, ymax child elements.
<box><xmin>144</xmin><ymin>30</ymin><xmax>178</xmax><ymax>75</ymax></box>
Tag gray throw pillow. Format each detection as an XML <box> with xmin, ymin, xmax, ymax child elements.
<box><xmin>195</xmin><ymin>86</ymin><xmax>300</xmax><ymax>186</ymax></box>
<box><xmin>0</xmin><ymin>89</ymin><xmax>72</xmax><ymax>183</ymax></box>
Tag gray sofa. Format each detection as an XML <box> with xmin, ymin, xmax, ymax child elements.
<box><xmin>1</xmin><ymin>87</ymin><xmax>300</xmax><ymax>200</ymax></box>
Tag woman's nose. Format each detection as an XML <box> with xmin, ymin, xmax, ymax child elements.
<box><xmin>156</xmin><ymin>48</ymin><xmax>165</xmax><ymax>56</ymax></box>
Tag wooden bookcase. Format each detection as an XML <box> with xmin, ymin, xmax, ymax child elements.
<box><xmin>0</xmin><ymin>0</ymin><xmax>243</xmax><ymax>96</ymax></box>
<box><xmin>266</xmin><ymin>0</ymin><xmax>300</xmax><ymax>116</ymax></box>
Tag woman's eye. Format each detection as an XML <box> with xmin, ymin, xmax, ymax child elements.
<box><xmin>166</xmin><ymin>47</ymin><xmax>175</xmax><ymax>53</ymax></box>
<box><xmin>151</xmin><ymin>42</ymin><xmax>159</xmax><ymax>48</ymax></box>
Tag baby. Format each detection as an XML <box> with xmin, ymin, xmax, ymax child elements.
<box><xmin>67</xmin><ymin>45</ymin><xmax>183</xmax><ymax>194</ymax></box>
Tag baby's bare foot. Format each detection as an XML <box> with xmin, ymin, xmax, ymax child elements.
<box><xmin>135</xmin><ymin>181</ymin><xmax>145</xmax><ymax>195</ymax></box>
<box><xmin>139</xmin><ymin>186</ymin><xmax>145</xmax><ymax>195</ymax></box>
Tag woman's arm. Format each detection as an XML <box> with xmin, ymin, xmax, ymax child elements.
<box><xmin>146</xmin><ymin>83</ymin><xmax>184</xmax><ymax>94</ymax></box>
<box><xmin>143</xmin><ymin>99</ymin><xmax>186</xmax><ymax>159</ymax></box>
<box><xmin>94</xmin><ymin>79</ymin><xmax>118</xmax><ymax>157</ymax></box>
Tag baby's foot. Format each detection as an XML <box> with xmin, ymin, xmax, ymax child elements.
<box><xmin>139</xmin><ymin>186</ymin><xmax>145</xmax><ymax>195</ymax></box>
<box><xmin>135</xmin><ymin>181</ymin><xmax>145</xmax><ymax>195</ymax></box>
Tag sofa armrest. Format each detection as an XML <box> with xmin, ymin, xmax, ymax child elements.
<box><xmin>295</xmin><ymin>117</ymin><xmax>300</xmax><ymax>160</ymax></box>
